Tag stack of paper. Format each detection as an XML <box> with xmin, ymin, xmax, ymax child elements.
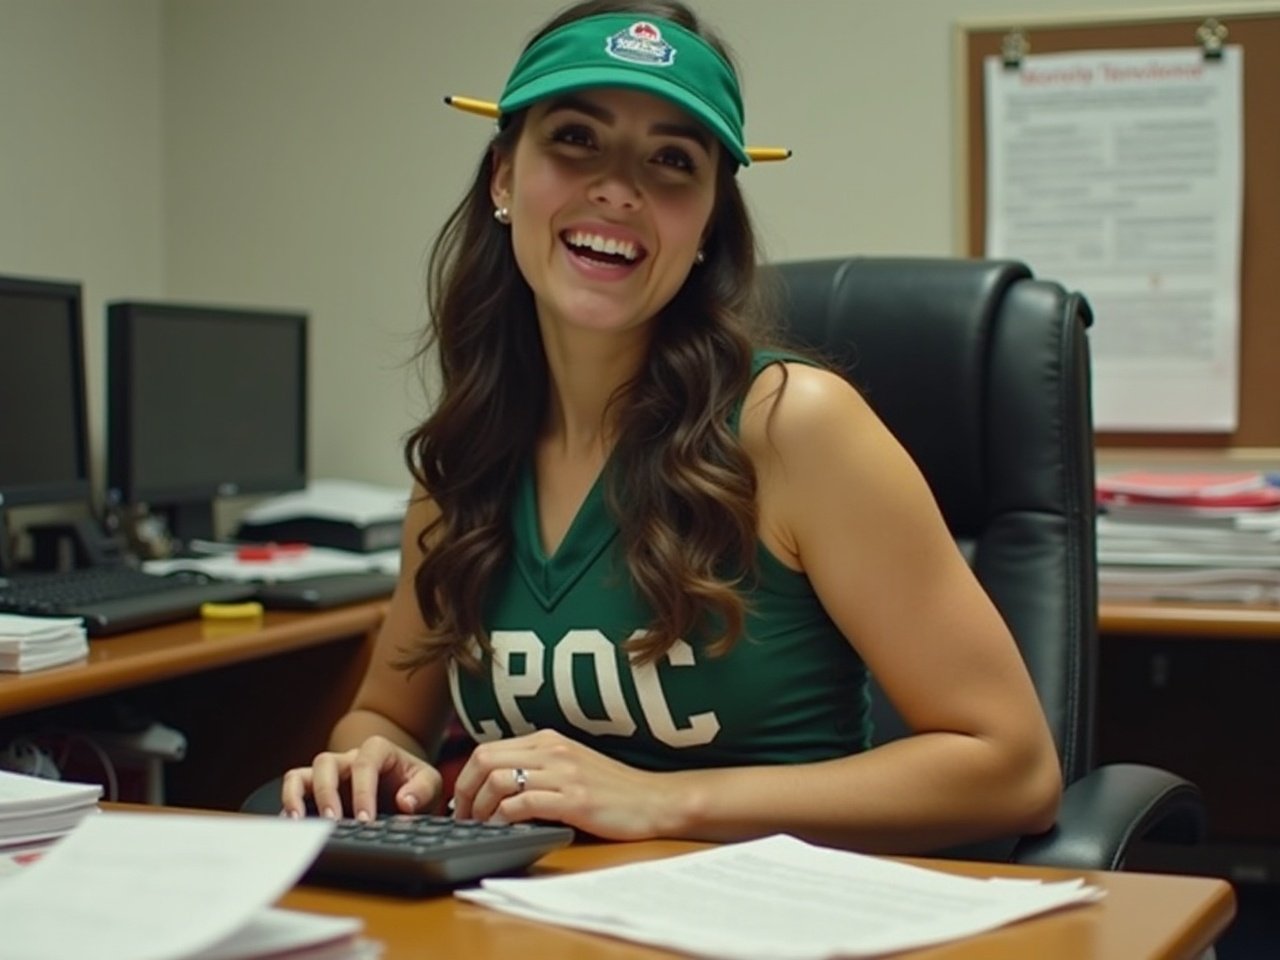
<box><xmin>237</xmin><ymin>478</ymin><xmax>409</xmax><ymax>527</ymax></box>
<box><xmin>0</xmin><ymin>614</ymin><xmax>87</xmax><ymax>672</ymax></box>
<box><xmin>1097</xmin><ymin>469</ymin><xmax>1280</xmax><ymax>602</ymax></box>
<box><xmin>0</xmin><ymin>811</ymin><xmax>377</xmax><ymax>960</ymax></box>
<box><xmin>0</xmin><ymin>770</ymin><xmax>102</xmax><ymax>849</ymax></box>
<box><xmin>458</xmin><ymin>834</ymin><xmax>1103</xmax><ymax>960</ymax></box>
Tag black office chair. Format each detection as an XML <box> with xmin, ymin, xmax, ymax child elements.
<box><xmin>768</xmin><ymin>257</ymin><xmax>1205</xmax><ymax>870</ymax></box>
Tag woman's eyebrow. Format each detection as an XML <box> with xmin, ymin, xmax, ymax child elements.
<box><xmin>649</xmin><ymin>121</ymin><xmax>710</xmax><ymax>152</ymax></box>
<box><xmin>542</xmin><ymin>95</ymin><xmax>711</xmax><ymax>152</ymax></box>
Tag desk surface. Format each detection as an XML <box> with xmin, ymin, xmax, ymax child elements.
<box><xmin>0</xmin><ymin>601</ymin><xmax>385</xmax><ymax>719</ymax></box>
<box><xmin>279</xmin><ymin>838</ymin><xmax>1235</xmax><ymax>960</ymax></box>
<box><xmin>1099</xmin><ymin>599</ymin><xmax>1280</xmax><ymax>639</ymax></box>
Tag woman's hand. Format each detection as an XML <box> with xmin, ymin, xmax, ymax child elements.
<box><xmin>451</xmin><ymin>729</ymin><xmax>682</xmax><ymax>840</ymax></box>
<box><xmin>280</xmin><ymin>735</ymin><xmax>443</xmax><ymax>821</ymax></box>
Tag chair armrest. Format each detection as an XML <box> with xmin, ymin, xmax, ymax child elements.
<box><xmin>1011</xmin><ymin>763</ymin><xmax>1206</xmax><ymax>870</ymax></box>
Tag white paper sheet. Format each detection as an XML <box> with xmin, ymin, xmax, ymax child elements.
<box><xmin>0</xmin><ymin>812</ymin><xmax>336</xmax><ymax>960</ymax></box>
<box><xmin>985</xmin><ymin>47</ymin><xmax>1244</xmax><ymax>431</ymax></box>
<box><xmin>458</xmin><ymin>834</ymin><xmax>1103</xmax><ymax>960</ymax></box>
<box><xmin>191</xmin><ymin>908</ymin><xmax>366</xmax><ymax>960</ymax></box>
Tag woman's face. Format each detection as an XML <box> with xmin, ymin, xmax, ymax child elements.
<box><xmin>491</xmin><ymin>87</ymin><xmax>719</xmax><ymax>339</ymax></box>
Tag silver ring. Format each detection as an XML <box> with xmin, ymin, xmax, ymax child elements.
<box><xmin>512</xmin><ymin>767</ymin><xmax>528</xmax><ymax>794</ymax></box>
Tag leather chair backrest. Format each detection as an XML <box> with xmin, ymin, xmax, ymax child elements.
<box><xmin>768</xmin><ymin>258</ymin><xmax>1098</xmax><ymax>785</ymax></box>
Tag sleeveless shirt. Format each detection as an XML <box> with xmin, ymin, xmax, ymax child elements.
<box><xmin>448</xmin><ymin>351</ymin><xmax>870</xmax><ymax>771</ymax></box>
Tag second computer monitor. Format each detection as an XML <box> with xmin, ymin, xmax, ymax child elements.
<box><xmin>107</xmin><ymin>300</ymin><xmax>308</xmax><ymax>544</ymax></box>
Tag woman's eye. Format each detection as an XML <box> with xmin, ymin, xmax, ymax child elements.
<box><xmin>549</xmin><ymin>124</ymin><xmax>596</xmax><ymax>149</ymax></box>
<box><xmin>653</xmin><ymin>146</ymin><xmax>696</xmax><ymax>173</ymax></box>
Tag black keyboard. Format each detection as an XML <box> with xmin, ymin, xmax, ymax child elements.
<box><xmin>0</xmin><ymin>566</ymin><xmax>258</xmax><ymax>636</ymax></box>
<box><xmin>308</xmin><ymin>814</ymin><xmax>575</xmax><ymax>890</ymax></box>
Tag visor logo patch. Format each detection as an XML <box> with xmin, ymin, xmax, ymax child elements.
<box><xmin>605</xmin><ymin>21</ymin><xmax>676</xmax><ymax>68</ymax></box>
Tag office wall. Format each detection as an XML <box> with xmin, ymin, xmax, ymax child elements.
<box><xmin>0</xmin><ymin>0</ymin><xmax>164</xmax><ymax>502</ymax></box>
<box><xmin>6</xmin><ymin>0</ymin><xmax>1277</xmax><ymax>496</ymax></box>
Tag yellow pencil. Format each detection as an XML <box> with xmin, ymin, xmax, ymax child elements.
<box><xmin>444</xmin><ymin>95</ymin><xmax>791</xmax><ymax>162</ymax></box>
<box><xmin>444</xmin><ymin>95</ymin><xmax>500</xmax><ymax>119</ymax></box>
<box><xmin>746</xmin><ymin>147</ymin><xmax>792</xmax><ymax>163</ymax></box>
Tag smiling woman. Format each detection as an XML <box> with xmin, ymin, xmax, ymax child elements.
<box><xmin>275</xmin><ymin>0</ymin><xmax>1063</xmax><ymax>860</ymax></box>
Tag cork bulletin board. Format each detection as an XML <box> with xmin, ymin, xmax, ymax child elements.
<box><xmin>958</xmin><ymin>7</ymin><xmax>1280</xmax><ymax>449</ymax></box>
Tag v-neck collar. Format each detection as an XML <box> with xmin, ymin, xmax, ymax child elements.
<box><xmin>513</xmin><ymin>458</ymin><xmax>619</xmax><ymax>610</ymax></box>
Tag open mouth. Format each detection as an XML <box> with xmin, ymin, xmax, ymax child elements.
<box><xmin>561</xmin><ymin>230</ymin><xmax>647</xmax><ymax>267</ymax></box>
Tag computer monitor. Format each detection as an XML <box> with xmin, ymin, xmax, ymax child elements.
<box><xmin>106</xmin><ymin>300</ymin><xmax>308</xmax><ymax>544</ymax></box>
<box><xmin>0</xmin><ymin>275</ymin><xmax>91</xmax><ymax>510</ymax></box>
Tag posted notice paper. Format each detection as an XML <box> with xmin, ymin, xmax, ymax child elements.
<box><xmin>985</xmin><ymin>46</ymin><xmax>1244</xmax><ymax>431</ymax></box>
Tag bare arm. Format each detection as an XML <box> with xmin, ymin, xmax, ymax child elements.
<box><xmin>662</xmin><ymin>363</ymin><xmax>1062</xmax><ymax>850</ymax></box>
<box><xmin>280</xmin><ymin>484</ymin><xmax>456</xmax><ymax>818</ymax></box>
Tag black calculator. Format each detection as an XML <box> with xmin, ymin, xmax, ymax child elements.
<box><xmin>307</xmin><ymin>814</ymin><xmax>575</xmax><ymax>890</ymax></box>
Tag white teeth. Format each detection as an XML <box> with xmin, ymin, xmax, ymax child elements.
<box><xmin>566</xmin><ymin>231</ymin><xmax>639</xmax><ymax>261</ymax></box>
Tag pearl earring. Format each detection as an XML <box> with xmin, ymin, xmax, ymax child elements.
<box><xmin>493</xmin><ymin>206</ymin><xmax>511</xmax><ymax>225</ymax></box>
<box><xmin>694</xmin><ymin>249</ymin><xmax>706</xmax><ymax>265</ymax></box>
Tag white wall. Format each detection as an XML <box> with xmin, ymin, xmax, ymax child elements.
<box><xmin>0</xmin><ymin>0</ymin><xmax>163</xmax><ymax>500</ymax></box>
<box><xmin>5</xmin><ymin>0</ymin><xmax>1277</xmax><ymax>498</ymax></box>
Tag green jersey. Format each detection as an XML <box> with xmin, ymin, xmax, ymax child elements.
<box><xmin>449</xmin><ymin>354</ymin><xmax>870</xmax><ymax>771</ymax></box>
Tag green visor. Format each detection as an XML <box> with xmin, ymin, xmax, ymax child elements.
<box><xmin>497</xmin><ymin>14</ymin><xmax>751</xmax><ymax>167</ymax></box>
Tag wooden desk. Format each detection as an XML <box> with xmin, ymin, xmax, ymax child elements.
<box><xmin>1101</xmin><ymin>599</ymin><xmax>1280</xmax><ymax>640</ymax></box>
<box><xmin>0</xmin><ymin>603</ymin><xmax>386</xmax><ymax>808</ymax></box>
<box><xmin>278</xmin><ymin>839</ymin><xmax>1236</xmax><ymax>960</ymax></box>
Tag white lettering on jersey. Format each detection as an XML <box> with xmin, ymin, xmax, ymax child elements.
<box><xmin>447</xmin><ymin>640</ymin><xmax>503</xmax><ymax>742</ymax></box>
<box><xmin>451</xmin><ymin>630</ymin><xmax>720</xmax><ymax>749</ymax></box>
<box><xmin>629</xmin><ymin>632</ymin><xmax>721</xmax><ymax>748</ymax></box>
<box><xmin>490</xmin><ymin>629</ymin><xmax>543</xmax><ymax>735</ymax></box>
<box><xmin>554</xmin><ymin>629</ymin><xmax>638</xmax><ymax>737</ymax></box>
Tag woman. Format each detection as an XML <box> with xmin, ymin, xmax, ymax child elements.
<box><xmin>280</xmin><ymin>0</ymin><xmax>1062</xmax><ymax>854</ymax></box>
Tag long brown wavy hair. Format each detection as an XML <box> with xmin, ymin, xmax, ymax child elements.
<box><xmin>401</xmin><ymin>0</ymin><xmax>784</xmax><ymax>672</ymax></box>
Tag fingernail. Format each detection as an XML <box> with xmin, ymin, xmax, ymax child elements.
<box><xmin>322</xmin><ymin>807</ymin><xmax>336</xmax><ymax>820</ymax></box>
<box><xmin>402</xmin><ymin>794</ymin><xmax>418</xmax><ymax>812</ymax></box>
<box><xmin>355</xmin><ymin>810</ymin><xmax>370</xmax><ymax>822</ymax></box>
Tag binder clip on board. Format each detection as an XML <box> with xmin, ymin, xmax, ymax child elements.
<box><xmin>1001</xmin><ymin>29</ymin><xmax>1028</xmax><ymax>69</ymax></box>
<box><xmin>1196</xmin><ymin>18</ymin><xmax>1228</xmax><ymax>60</ymax></box>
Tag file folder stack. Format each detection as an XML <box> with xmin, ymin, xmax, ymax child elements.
<box><xmin>1097</xmin><ymin>470</ymin><xmax>1280</xmax><ymax>602</ymax></box>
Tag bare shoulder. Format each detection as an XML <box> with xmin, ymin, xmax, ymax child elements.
<box><xmin>741</xmin><ymin>359</ymin><xmax>939</xmax><ymax>567</ymax></box>
<box><xmin>739</xmin><ymin>361</ymin><xmax>882</xmax><ymax>464</ymax></box>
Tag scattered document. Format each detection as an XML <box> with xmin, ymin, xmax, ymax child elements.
<box><xmin>0</xmin><ymin>811</ymin><xmax>369</xmax><ymax>960</ymax></box>
<box><xmin>0</xmin><ymin>770</ymin><xmax>101</xmax><ymax>847</ymax></box>
<box><xmin>0</xmin><ymin>613</ymin><xmax>88</xmax><ymax>672</ymax></box>
<box><xmin>985</xmin><ymin>46</ymin><xmax>1244</xmax><ymax>431</ymax></box>
<box><xmin>457</xmin><ymin>834</ymin><xmax>1103</xmax><ymax>960</ymax></box>
<box><xmin>191</xmin><ymin>909</ymin><xmax>374</xmax><ymax>960</ymax></box>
